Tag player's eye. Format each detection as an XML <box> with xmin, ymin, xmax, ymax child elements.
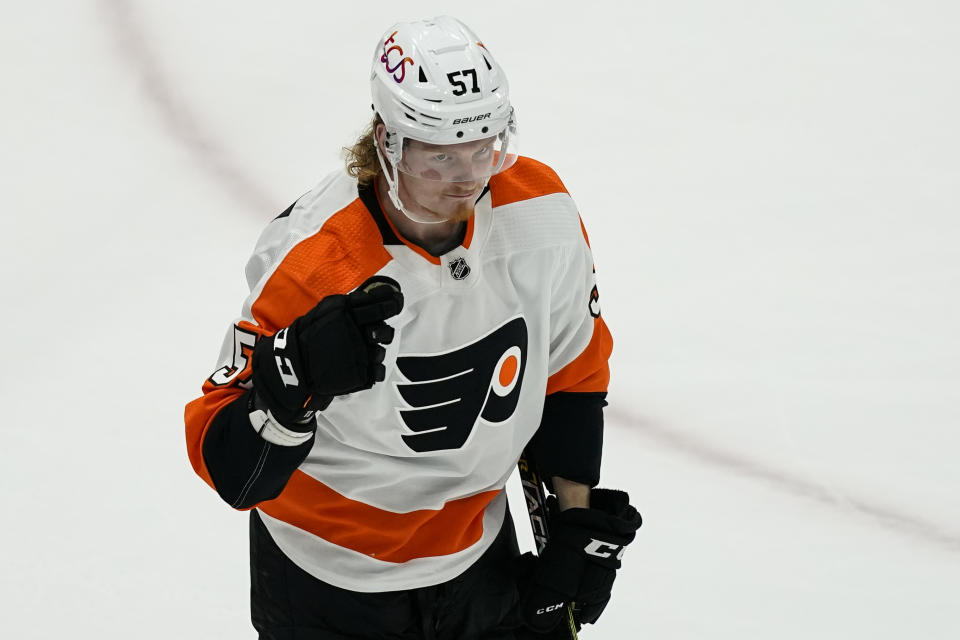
<box><xmin>473</xmin><ymin>146</ymin><xmax>492</xmax><ymax>159</ymax></box>
<box><xmin>432</xmin><ymin>153</ymin><xmax>449</xmax><ymax>162</ymax></box>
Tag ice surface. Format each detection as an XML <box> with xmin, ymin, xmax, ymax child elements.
<box><xmin>1</xmin><ymin>1</ymin><xmax>958</xmax><ymax>638</ymax></box>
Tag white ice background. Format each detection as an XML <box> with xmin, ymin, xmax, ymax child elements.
<box><xmin>1</xmin><ymin>1</ymin><xmax>958</xmax><ymax>638</ymax></box>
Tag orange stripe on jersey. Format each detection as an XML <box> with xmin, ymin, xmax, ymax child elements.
<box><xmin>184</xmin><ymin>385</ymin><xmax>246</xmax><ymax>488</ymax></box>
<box><xmin>546</xmin><ymin>316</ymin><xmax>613</xmax><ymax>395</ymax></box>
<box><xmin>489</xmin><ymin>157</ymin><xmax>569</xmax><ymax>208</ymax></box>
<box><xmin>259</xmin><ymin>472</ymin><xmax>501</xmax><ymax>563</ymax></box>
<box><xmin>250</xmin><ymin>199</ymin><xmax>394</xmax><ymax>329</ymax></box>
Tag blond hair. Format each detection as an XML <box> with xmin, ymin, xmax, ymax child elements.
<box><xmin>343</xmin><ymin>114</ymin><xmax>384</xmax><ymax>187</ymax></box>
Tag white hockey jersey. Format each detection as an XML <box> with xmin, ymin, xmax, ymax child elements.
<box><xmin>185</xmin><ymin>156</ymin><xmax>612</xmax><ymax>592</ymax></box>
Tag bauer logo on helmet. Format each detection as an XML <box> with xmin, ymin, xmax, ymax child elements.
<box><xmin>453</xmin><ymin>114</ymin><xmax>491</xmax><ymax>125</ymax></box>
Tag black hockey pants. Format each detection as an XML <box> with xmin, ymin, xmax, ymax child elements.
<box><xmin>250</xmin><ymin>508</ymin><xmax>531</xmax><ymax>640</ymax></box>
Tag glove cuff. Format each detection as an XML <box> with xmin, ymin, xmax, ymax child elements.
<box><xmin>554</xmin><ymin>489</ymin><xmax>642</xmax><ymax>536</ymax></box>
<box><xmin>249</xmin><ymin>407</ymin><xmax>315</xmax><ymax>446</ymax></box>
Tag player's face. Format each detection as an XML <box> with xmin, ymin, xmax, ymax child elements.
<box><xmin>396</xmin><ymin>174</ymin><xmax>485</xmax><ymax>223</ymax></box>
<box><xmin>396</xmin><ymin>138</ymin><xmax>494</xmax><ymax>222</ymax></box>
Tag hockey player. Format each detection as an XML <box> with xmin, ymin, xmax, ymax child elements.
<box><xmin>185</xmin><ymin>16</ymin><xmax>641</xmax><ymax>639</ymax></box>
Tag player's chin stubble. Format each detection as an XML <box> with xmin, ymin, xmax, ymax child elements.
<box><xmin>449</xmin><ymin>200</ymin><xmax>476</xmax><ymax>222</ymax></box>
<box><xmin>422</xmin><ymin>196</ymin><xmax>476</xmax><ymax>223</ymax></box>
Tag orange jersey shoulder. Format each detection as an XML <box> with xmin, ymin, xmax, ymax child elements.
<box><xmin>489</xmin><ymin>156</ymin><xmax>569</xmax><ymax>208</ymax></box>
<box><xmin>249</xmin><ymin>197</ymin><xmax>393</xmax><ymax>331</ymax></box>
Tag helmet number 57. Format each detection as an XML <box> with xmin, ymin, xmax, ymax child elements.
<box><xmin>447</xmin><ymin>69</ymin><xmax>480</xmax><ymax>97</ymax></box>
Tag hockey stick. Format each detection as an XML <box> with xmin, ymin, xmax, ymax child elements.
<box><xmin>517</xmin><ymin>447</ymin><xmax>580</xmax><ymax>640</ymax></box>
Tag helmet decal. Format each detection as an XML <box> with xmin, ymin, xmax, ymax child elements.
<box><xmin>380</xmin><ymin>31</ymin><xmax>414</xmax><ymax>83</ymax></box>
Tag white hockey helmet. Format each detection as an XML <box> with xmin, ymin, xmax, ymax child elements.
<box><xmin>370</xmin><ymin>16</ymin><xmax>519</xmax><ymax>222</ymax></box>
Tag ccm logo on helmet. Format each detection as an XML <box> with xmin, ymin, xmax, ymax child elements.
<box><xmin>380</xmin><ymin>31</ymin><xmax>414</xmax><ymax>83</ymax></box>
<box><xmin>584</xmin><ymin>538</ymin><xmax>626</xmax><ymax>560</ymax></box>
<box><xmin>453</xmin><ymin>113</ymin><xmax>491</xmax><ymax>125</ymax></box>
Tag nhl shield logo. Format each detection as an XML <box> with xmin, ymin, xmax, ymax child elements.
<box><xmin>448</xmin><ymin>256</ymin><xmax>471</xmax><ymax>280</ymax></box>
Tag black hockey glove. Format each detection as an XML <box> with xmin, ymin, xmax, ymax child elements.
<box><xmin>518</xmin><ymin>489</ymin><xmax>641</xmax><ymax>633</ymax></box>
<box><xmin>251</xmin><ymin>276</ymin><xmax>403</xmax><ymax>427</ymax></box>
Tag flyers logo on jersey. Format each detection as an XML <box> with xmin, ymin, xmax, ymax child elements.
<box><xmin>395</xmin><ymin>317</ymin><xmax>528</xmax><ymax>452</ymax></box>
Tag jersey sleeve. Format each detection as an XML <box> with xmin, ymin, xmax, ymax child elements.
<box><xmin>545</xmin><ymin>218</ymin><xmax>612</xmax><ymax>396</ymax></box>
<box><xmin>184</xmin><ymin>198</ymin><xmax>393</xmax><ymax>509</ymax></box>
<box><xmin>530</xmin><ymin>218</ymin><xmax>613</xmax><ymax>488</ymax></box>
<box><xmin>183</xmin><ymin>243</ymin><xmax>320</xmax><ymax>509</ymax></box>
<box><xmin>183</xmin><ymin>316</ymin><xmax>315</xmax><ymax>509</ymax></box>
